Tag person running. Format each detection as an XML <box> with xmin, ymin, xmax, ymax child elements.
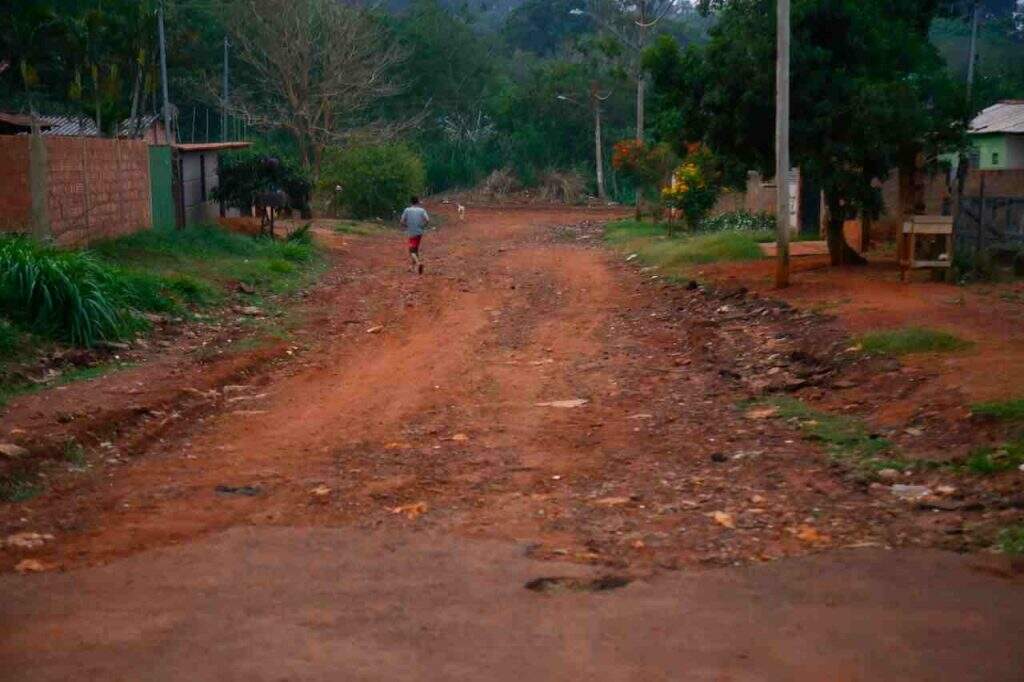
<box><xmin>400</xmin><ymin>196</ymin><xmax>430</xmax><ymax>275</ymax></box>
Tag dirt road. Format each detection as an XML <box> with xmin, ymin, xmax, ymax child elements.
<box><xmin>2</xmin><ymin>208</ymin><xmax>1022</xmax><ymax>680</ymax></box>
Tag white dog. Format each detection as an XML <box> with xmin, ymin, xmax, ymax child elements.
<box><xmin>457</xmin><ymin>203</ymin><xmax>466</xmax><ymax>221</ymax></box>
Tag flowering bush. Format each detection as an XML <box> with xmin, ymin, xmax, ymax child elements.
<box><xmin>612</xmin><ymin>140</ymin><xmax>677</xmax><ymax>194</ymax></box>
<box><xmin>661</xmin><ymin>146</ymin><xmax>720</xmax><ymax>230</ymax></box>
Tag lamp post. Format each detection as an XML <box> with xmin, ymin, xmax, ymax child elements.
<box><xmin>557</xmin><ymin>88</ymin><xmax>610</xmax><ymax>201</ymax></box>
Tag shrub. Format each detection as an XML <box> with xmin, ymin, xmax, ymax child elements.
<box><xmin>0</xmin><ymin>236</ymin><xmax>140</xmax><ymax>346</ymax></box>
<box><xmin>479</xmin><ymin>167</ymin><xmax>521</xmax><ymax>197</ymax></box>
<box><xmin>538</xmin><ymin>170</ymin><xmax>585</xmax><ymax>203</ymax></box>
<box><xmin>701</xmin><ymin>210</ymin><xmax>777</xmax><ymax>234</ymax></box>
<box><xmin>214</xmin><ymin>150</ymin><xmax>313</xmax><ymax>217</ymax></box>
<box><xmin>320</xmin><ymin>143</ymin><xmax>426</xmax><ymax>219</ymax></box>
<box><xmin>611</xmin><ymin>140</ymin><xmax>678</xmax><ymax>196</ymax></box>
<box><xmin>661</xmin><ymin>145</ymin><xmax>721</xmax><ymax>230</ymax></box>
<box><xmin>0</xmin><ymin>318</ymin><xmax>19</xmax><ymax>359</ymax></box>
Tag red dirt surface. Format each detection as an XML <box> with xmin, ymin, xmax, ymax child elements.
<box><xmin>1</xmin><ymin>208</ymin><xmax>1021</xmax><ymax>679</ymax></box>
<box><xmin>697</xmin><ymin>256</ymin><xmax>1024</xmax><ymax>404</ymax></box>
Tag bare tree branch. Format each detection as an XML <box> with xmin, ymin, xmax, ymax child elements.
<box><xmin>220</xmin><ymin>0</ymin><xmax>407</xmax><ymax>174</ymax></box>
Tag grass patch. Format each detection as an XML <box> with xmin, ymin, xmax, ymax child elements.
<box><xmin>605</xmin><ymin>220</ymin><xmax>766</xmax><ymax>275</ymax></box>
<box><xmin>971</xmin><ymin>398</ymin><xmax>1024</xmax><ymax>422</ymax></box>
<box><xmin>0</xmin><ymin>361</ymin><xmax>132</xmax><ymax>409</ymax></box>
<box><xmin>997</xmin><ymin>525</ymin><xmax>1024</xmax><ymax>555</ymax></box>
<box><xmin>331</xmin><ymin>219</ymin><xmax>387</xmax><ymax>236</ymax></box>
<box><xmin>63</xmin><ymin>438</ymin><xmax>87</xmax><ymax>466</ymax></box>
<box><xmin>748</xmin><ymin>396</ymin><xmax>900</xmax><ymax>475</ymax></box>
<box><xmin>93</xmin><ymin>224</ymin><xmax>322</xmax><ymax>298</ymax></box>
<box><xmin>855</xmin><ymin>327</ymin><xmax>972</xmax><ymax>356</ymax></box>
<box><xmin>963</xmin><ymin>438</ymin><xmax>1024</xmax><ymax>475</ymax></box>
<box><xmin>0</xmin><ymin>472</ymin><xmax>41</xmax><ymax>503</ymax></box>
<box><xmin>0</xmin><ymin>236</ymin><xmax>149</xmax><ymax>346</ymax></box>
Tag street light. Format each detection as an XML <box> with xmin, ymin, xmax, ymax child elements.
<box><xmin>556</xmin><ymin>87</ymin><xmax>610</xmax><ymax>201</ymax></box>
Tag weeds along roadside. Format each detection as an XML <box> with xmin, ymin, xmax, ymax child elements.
<box><xmin>0</xmin><ymin>225</ymin><xmax>324</xmax><ymax>405</ymax></box>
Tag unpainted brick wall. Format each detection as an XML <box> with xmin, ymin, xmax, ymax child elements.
<box><xmin>0</xmin><ymin>135</ymin><xmax>152</xmax><ymax>246</ymax></box>
<box><xmin>0</xmin><ymin>136</ymin><xmax>32</xmax><ymax>230</ymax></box>
<box><xmin>44</xmin><ymin>137</ymin><xmax>152</xmax><ymax>246</ymax></box>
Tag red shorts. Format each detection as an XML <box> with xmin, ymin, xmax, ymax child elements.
<box><xmin>407</xmin><ymin>235</ymin><xmax>422</xmax><ymax>250</ymax></box>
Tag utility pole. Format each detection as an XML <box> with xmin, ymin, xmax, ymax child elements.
<box><xmin>157</xmin><ymin>1</ymin><xmax>173</xmax><ymax>143</ymax></box>
<box><xmin>222</xmin><ymin>37</ymin><xmax>230</xmax><ymax>142</ymax></box>
<box><xmin>775</xmin><ymin>0</ymin><xmax>791</xmax><ymax>288</ymax></box>
<box><xmin>966</xmin><ymin>0</ymin><xmax>981</xmax><ymax>107</ymax></box>
<box><xmin>592</xmin><ymin>84</ymin><xmax>610</xmax><ymax>201</ymax></box>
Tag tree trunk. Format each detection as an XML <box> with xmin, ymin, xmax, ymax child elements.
<box><xmin>825</xmin><ymin>192</ymin><xmax>868</xmax><ymax>266</ymax></box>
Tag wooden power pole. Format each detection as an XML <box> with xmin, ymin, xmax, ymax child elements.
<box><xmin>775</xmin><ymin>0</ymin><xmax>791</xmax><ymax>288</ymax></box>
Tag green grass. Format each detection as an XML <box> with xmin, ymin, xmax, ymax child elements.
<box><xmin>0</xmin><ymin>236</ymin><xmax>146</xmax><ymax>346</ymax></box>
<box><xmin>0</xmin><ymin>319</ymin><xmax>19</xmax><ymax>360</ymax></box>
<box><xmin>331</xmin><ymin>219</ymin><xmax>387</xmax><ymax>236</ymax></box>
<box><xmin>605</xmin><ymin>220</ymin><xmax>766</xmax><ymax>274</ymax></box>
<box><xmin>997</xmin><ymin>525</ymin><xmax>1024</xmax><ymax>556</ymax></box>
<box><xmin>972</xmin><ymin>398</ymin><xmax>1024</xmax><ymax>422</ymax></box>
<box><xmin>0</xmin><ymin>361</ymin><xmax>131</xmax><ymax>409</ymax></box>
<box><xmin>93</xmin><ymin>224</ymin><xmax>321</xmax><ymax>297</ymax></box>
<box><xmin>747</xmin><ymin>397</ymin><xmax>900</xmax><ymax>476</ymax></box>
<box><xmin>63</xmin><ymin>438</ymin><xmax>86</xmax><ymax>466</ymax></box>
<box><xmin>855</xmin><ymin>327</ymin><xmax>972</xmax><ymax>356</ymax></box>
<box><xmin>0</xmin><ymin>472</ymin><xmax>41</xmax><ymax>502</ymax></box>
<box><xmin>964</xmin><ymin>438</ymin><xmax>1024</xmax><ymax>475</ymax></box>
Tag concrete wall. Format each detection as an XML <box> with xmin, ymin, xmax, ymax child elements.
<box><xmin>180</xmin><ymin>151</ymin><xmax>220</xmax><ymax>225</ymax></box>
<box><xmin>0</xmin><ymin>134</ymin><xmax>152</xmax><ymax>246</ymax></box>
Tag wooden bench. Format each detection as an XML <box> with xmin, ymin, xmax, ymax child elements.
<box><xmin>899</xmin><ymin>215</ymin><xmax>953</xmax><ymax>282</ymax></box>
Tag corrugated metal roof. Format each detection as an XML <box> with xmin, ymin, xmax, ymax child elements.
<box><xmin>38</xmin><ymin>115</ymin><xmax>100</xmax><ymax>137</ymax></box>
<box><xmin>117</xmin><ymin>114</ymin><xmax>161</xmax><ymax>137</ymax></box>
<box><xmin>969</xmin><ymin>100</ymin><xmax>1024</xmax><ymax>135</ymax></box>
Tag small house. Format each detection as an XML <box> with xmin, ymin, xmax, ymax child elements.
<box><xmin>969</xmin><ymin>100</ymin><xmax>1024</xmax><ymax>170</ymax></box>
<box><xmin>172</xmin><ymin>142</ymin><xmax>250</xmax><ymax>226</ymax></box>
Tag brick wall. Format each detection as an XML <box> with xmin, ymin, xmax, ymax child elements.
<box><xmin>0</xmin><ymin>134</ymin><xmax>152</xmax><ymax>246</ymax></box>
<box><xmin>964</xmin><ymin>169</ymin><xmax>1024</xmax><ymax>197</ymax></box>
<box><xmin>0</xmin><ymin>136</ymin><xmax>32</xmax><ymax>230</ymax></box>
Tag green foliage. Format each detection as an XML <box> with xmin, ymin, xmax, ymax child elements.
<box><xmin>661</xmin><ymin>146</ymin><xmax>721</xmax><ymax>229</ymax></box>
<box><xmin>965</xmin><ymin>438</ymin><xmax>1024</xmax><ymax>474</ymax></box>
<box><xmin>648</xmin><ymin>1</ymin><xmax>966</xmax><ymax>261</ymax></box>
<box><xmin>605</xmin><ymin>219</ymin><xmax>766</xmax><ymax>272</ymax></box>
<box><xmin>700</xmin><ymin>211</ymin><xmax>777</xmax><ymax>234</ymax></box>
<box><xmin>972</xmin><ymin>398</ymin><xmax>1024</xmax><ymax>421</ymax></box>
<box><xmin>0</xmin><ymin>320</ymin><xmax>19</xmax><ymax>360</ymax></box>
<box><xmin>748</xmin><ymin>396</ymin><xmax>898</xmax><ymax>475</ymax></box>
<box><xmin>214</xmin><ymin>150</ymin><xmax>312</xmax><ymax>215</ymax></box>
<box><xmin>997</xmin><ymin>524</ymin><xmax>1024</xmax><ymax>555</ymax></box>
<box><xmin>320</xmin><ymin>144</ymin><xmax>426</xmax><ymax>219</ymax></box>
<box><xmin>0</xmin><ymin>472</ymin><xmax>41</xmax><ymax>503</ymax></box>
<box><xmin>0</xmin><ymin>236</ymin><xmax>141</xmax><ymax>347</ymax></box>
<box><xmin>94</xmin><ymin>225</ymin><xmax>320</xmax><ymax>295</ymax></box>
<box><xmin>856</xmin><ymin>327</ymin><xmax>972</xmax><ymax>356</ymax></box>
<box><xmin>502</xmin><ymin>0</ymin><xmax>594</xmax><ymax>56</ymax></box>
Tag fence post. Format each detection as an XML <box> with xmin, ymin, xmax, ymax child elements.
<box><xmin>28</xmin><ymin>127</ymin><xmax>51</xmax><ymax>241</ymax></box>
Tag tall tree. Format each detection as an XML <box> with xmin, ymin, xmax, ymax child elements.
<box><xmin>222</xmin><ymin>0</ymin><xmax>405</xmax><ymax>173</ymax></box>
<box><xmin>661</xmin><ymin>0</ymin><xmax>961</xmax><ymax>265</ymax></box>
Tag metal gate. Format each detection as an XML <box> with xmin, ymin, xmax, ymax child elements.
<box><xmin>148</xmin><ymin>145</ymin><xmax>176</xmax><ymax>230</ymax></box>
<box><xmin>955</xmin><ymin>197</ymin><xmax>1024</xmax><ymax>256</ymax></box>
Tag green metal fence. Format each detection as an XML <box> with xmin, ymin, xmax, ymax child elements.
<box><xmin>148</xmin><ymin>146</ymin><xmax>176</xmax><ymax>230</ymax></box>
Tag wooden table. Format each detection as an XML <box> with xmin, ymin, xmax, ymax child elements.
<box><xmin>899</xmin><ymin>215</ymin><xmax>953</xmax><ymax>282</ymax></box>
